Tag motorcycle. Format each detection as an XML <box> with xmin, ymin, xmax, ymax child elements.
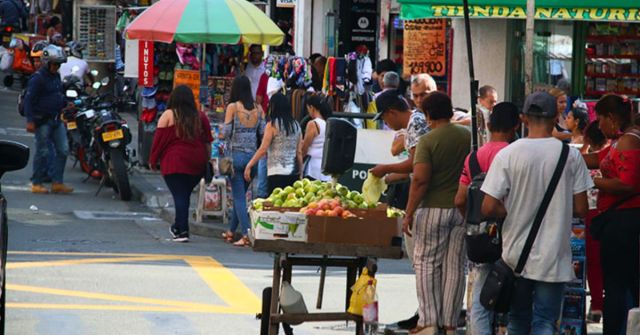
<box><xmin>89</xmin><ymin>77</ymin><xmax>133</xmax><ymax>201</ymax></box>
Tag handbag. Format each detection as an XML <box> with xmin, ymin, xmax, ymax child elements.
<box><xmin>218</xmin><ymin>115</ymin><xmax>235</xmax><ymax>176</ymax></box>
<box><xmin>590</xmin><ymin>193</ymin><xmax>640</xmax><ymax>240</ymax></box>
<box><xmin>480</xmin><ymin>143</ymin><xmax>569</xmax><ymax>313</ymax></box>
<box><xmin>465</xmin><ymin>151</ymin><xmax>502</xmax><ymax>264</ymax></box>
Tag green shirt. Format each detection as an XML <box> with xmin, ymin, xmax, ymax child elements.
<box><xmin>414</xmin><ymin>123</ymin><xmax>471</xmax><ymax>208</ymax></box>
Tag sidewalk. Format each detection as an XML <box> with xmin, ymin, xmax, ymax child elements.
<box><xmin>123</xmin><ymin>112</ymin><xmax>229</xmax><ymax>239</ymax></box>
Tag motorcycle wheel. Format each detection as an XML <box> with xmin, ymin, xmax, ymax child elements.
<box><xmin>3</xmin><ymin>75</ymin><xmax>13</xmax><ymax>88</ymax></box>
<box><xmin>108</xmin><ymin>148</ymin><xmax>132</xmax><ymax>201</ymax></box>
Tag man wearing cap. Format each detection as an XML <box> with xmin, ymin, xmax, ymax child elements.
<box><xmin>369</xmin><ymin>90</ymin><xmax>428</xmax><ymax>330</ymax></box>
<box><xmin>481</xmin><ymin>92</ymin><xmax>592</xmax><ymax>335</ymax></box>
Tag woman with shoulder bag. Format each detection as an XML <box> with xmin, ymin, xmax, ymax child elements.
<box><xmin>221</xmin><ymin>76</ymin><xmax>265</xmax><ymax>246</ymax></box>
<box><xmin>149</xmin><ymin>85</ymin><xmax>213</xmax><ymax>243</ymax></box>
<box><xmin>244</xmin><ymin>92</ymin><xmax>302</xmax><ymax>194</ymax></box>
<box><xmin>300</xmin><ymin>94</ymin><xmax>332</xmax><ymax>181</ymax></box>
<box><xmin>582</xmin><ymin>94</ymin><xmax>640</xmax><ymax>335</ymax></box>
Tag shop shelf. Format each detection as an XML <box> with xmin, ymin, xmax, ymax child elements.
<box><xmin>585</xmin><ymin>89</ymin><xmax>640</xmax><ymax>96</ymax></box>
<box><xmin>587</xmin><ymin>35</ymin><xmax>640</xmax><ymax>43</ymax></box>
<box><xmin>585</xmin><ymin>73</ymin><xmax>640</xmax><ymax>79</ymax></box>
<box><xmin>586</xmin><ymin>55</ymin><xmax>640</xmax><ymax>60</ymax></box>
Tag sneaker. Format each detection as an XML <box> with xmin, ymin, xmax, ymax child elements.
<box><xmin>172</xmin><ymin>231</ymin><xmax>189</xmax><ymax>243</ymax></box>
<box><xmin>397</xmin><ymin>313</ymin><xmax>419</xmax><ymax>330</ymax></box>
<box><xmin>31</xmin><ymin>184</ymin><xmax>49</xmax><ymax>194</ymax></box>
<box><xmin>51</xmin><ymin>183</ymin><xmax>74</xmax><ymax>194</ymax></box>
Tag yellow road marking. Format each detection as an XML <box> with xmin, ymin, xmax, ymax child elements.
<box><xmin>8</xmin><ymin>255</ymin><xmax>184</xmax><ymax>269</ymax></box>
<box><xmin>6</xmin><ymin>303</ymin><xmax>250</xmax><ymax>314</ymax></box>
<box><xmin>7</xmin><ymin>252</ymin><xmax>262</xmax><ymax>314</ymax></box>
<box><xmin>184</xmin><ymin>257</ymin><xmax>261</xmax><ymax>311</ymax></box>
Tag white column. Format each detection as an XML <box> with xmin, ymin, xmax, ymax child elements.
<box><xmin>294</xmin><ymin>0</ymin><xmax>312</xmax><ymax>57</ymax></box>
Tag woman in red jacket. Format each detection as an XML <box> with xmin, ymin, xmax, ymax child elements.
<box><xmin>150</xmin><ymin>85</ymin><xmax>213</xmax><ymax>242</ymax></box>
<box><xmin>583</xmin><ymin>94</ymin><xmax>640</xmax><ymax>334</ymax></box>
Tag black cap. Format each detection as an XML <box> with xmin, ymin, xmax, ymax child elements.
<box><xmin>523</xmin><ymin>92</ymin><xmax>557</xmax><ymax>118</ymax></box>
<box><xmin>374</xmin><ymin>90</ymin><xmax>409</xmax><ymax>121</ymax></box>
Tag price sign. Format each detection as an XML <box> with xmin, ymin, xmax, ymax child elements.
<box><xmin>173</xmin><ymin>69</ymin><xmax>201</xmax><ymax>109</ymax></box>
<box><xmin>403</xmin><ymin>19</ymin><xmax>446</xmax><ymax>77</ymax></box>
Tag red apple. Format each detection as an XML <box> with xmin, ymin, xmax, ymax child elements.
<box><xmin>305</xmin><ymin>208</ymin><xmax>317</xmax><ymax>216</ymax></box>
<box><xmin>316</xmin><ymin>210</ymin><xmax>327</xmax><ymax>217</ymax></box>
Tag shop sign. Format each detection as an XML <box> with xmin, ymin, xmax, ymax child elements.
<box><xmin>138</xmin><ymin>41</ymin><xmax>154</xmax><ymax>88</ymax></box>
<box><xmin>402</xmin><ymin>5</ymin><xmax>640</xmax><ymax>22</ymax></box>
<box><xmin>403</xmin><ymin>19</ymin><xmax>446</xmax><ymax>77</ymax></box>
<box><xmin>350</xmin><ymin>0</ymin><xmax>378</xmax><ymax>54</ymax></box>
<box><xmin>276</xmin><ymin>0</ymin><xmax>295</xmax><ymax>8</ymax></box>
<box><xmin>173</xmin><ymin>69</ymin><xmax>201</xmax><ymax>108</ymax></box>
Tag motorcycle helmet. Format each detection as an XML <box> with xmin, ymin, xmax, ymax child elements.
<box><xmin>30</xmin><ymin>40</ymin><xmax>49</xmax><ymax>58</ymax></box>
<box><xmin>50</xmin><ymin>33</ymin><xmax>65</xmax><ymax>47</ymax></box>
<box><xmin>41</xmin><ymin>45</ymin><xmax>67</xmax><ymax>65</ymax></box>
<box><xmin>66</xmin><ymin>41</ymin><xmax>84</xmax><ymax>58</ymax></box>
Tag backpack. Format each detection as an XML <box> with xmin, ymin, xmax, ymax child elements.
<box><xmin>17</xmin><ymin>73</ymin><xmax>36</xmax><ymax>117</ymax></box>
<box><xmin>464</xmin><ymin>151</ymin><xmax>502</xmax><ymax>264</ymax></box>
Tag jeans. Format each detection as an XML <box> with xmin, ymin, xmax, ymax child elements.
<box><xmin>470</xmin><ymin>264</ymin><xmax>493</xmax><ymax>335</ymax></box>
<box><xmin>163</xmin><ymin>174</ymin><xmax>201</xmax><ymax>234</ymax></box>
<box><xmin>255</xmin><ymin>156</ymin><xmax>268</xmax><ymax>198</ymax></box>
<box><xmin>507</xmin><ymin>279</ymin><xmax>565</xmax><ymax>335</ymax></box>
<box><xmin>228</xmin><ymin>151</ymin><xmax>254</xmax><ymax>236</ymax></box>
<box><xmin>32</xmin><ymin>119</ymin><xmax>68</xmax><ymax>184</ymax></box>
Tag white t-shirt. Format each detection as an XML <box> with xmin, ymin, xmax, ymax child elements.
<box><xmin>59</xmin><ymin>57</ymin><xmax>89</xmax><ymax>85</ymax></box>
<box><xmin>481</xmin><ymin>138</ymin><xmax>593</xmax><ymax>283</ymax></box>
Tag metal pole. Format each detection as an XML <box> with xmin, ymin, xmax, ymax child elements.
<box><xmin>462</xmin><ymin>0</ymin><xmax>480</xmax><ymax>151</ymax></box>
<box><xmin>524</xmin><ymin>0</ymin><xmax>535</xmax><ymax>95</ymax></box>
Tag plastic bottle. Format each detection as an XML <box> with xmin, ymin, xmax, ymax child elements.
<box><xmin>362</xmin><ymin>279</ymin><xmax>378</xmax><ymax>335</ymax></box>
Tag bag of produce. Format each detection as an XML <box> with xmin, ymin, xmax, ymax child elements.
<box><xmin>347</xmin><ymin>268</ymin><xmax>377</xmax><ymax>316</ymax></box>
<box><xmin>362</xmin><ymin>171</ymin><xmax>387</xmax><ymax>205</ymax></box>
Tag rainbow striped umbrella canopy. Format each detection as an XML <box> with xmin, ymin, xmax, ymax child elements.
<box><xmin>125</xmin><ymin>0</ymin><xmax>284</xmax><ymax>45</ymax></box>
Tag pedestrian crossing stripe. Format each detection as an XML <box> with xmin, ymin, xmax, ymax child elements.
<box><xmin>6</xmin><ymin>251</ymin><xmax>261</xmax><ymax>314</ymax></box>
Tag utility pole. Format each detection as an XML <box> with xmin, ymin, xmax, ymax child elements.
<box><xmin>524</xmin><ymin>0</ymin><xmax>535</xmax><ymax>95</ymax></box>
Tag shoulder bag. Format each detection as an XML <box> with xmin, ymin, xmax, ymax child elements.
<box><xmin>480</xmin><ymin>143</ymin><xmax>569</xmax><ymax>313</ymax></box>
<box><xmin>590</xmin><ymin>193</ymin><xmax>640</xmax><ymax>240</ymax></box>
<box><xmin>218</xmin><ymin>111</ymin><xmax>235</xmax><ymax>176</ymax></box>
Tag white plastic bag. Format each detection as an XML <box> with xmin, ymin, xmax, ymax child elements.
<box><xmin>0</xmin><ymin>52</ymin><xmax>14</xmax><ymax>72</ymax></box>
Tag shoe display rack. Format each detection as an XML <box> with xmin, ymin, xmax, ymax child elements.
<box><xmin>75</xmin><ymin>5</ymin><xmax>116</xmax><ymax>62</ymax></box>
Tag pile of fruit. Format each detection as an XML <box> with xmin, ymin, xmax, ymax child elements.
<box><xmin>252</xmin><ymin>179</ymin><xmax>377</xmax><ymax>211</ymax></box>
<box><xmin>300</xmin><ymin>199</ymin><xmax>357</xmax><ymax>218</ymax></box>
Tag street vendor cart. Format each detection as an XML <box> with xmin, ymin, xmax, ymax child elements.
<box><xmin>251</xmin><ymin>118</ymin><xmax>405</xmax><ymax>335</ymax></box>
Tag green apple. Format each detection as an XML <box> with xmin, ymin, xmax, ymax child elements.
<box><xmin>304</xmin><ymin>193</ymin><xmax>315</xmax><ymax>202</ymax></box>
<box><xmin>293</xmin><ymin>180</ymin><xmax>304</xmax><ymax>189</ymax></box>
<box><xmin>302</xmin><ymin>178</ymin><xmax>311</xmax><ymax>187</ymax></box>
<box><xmin>272</xmin><ymin>187</ymin><xmax>283</xmax><ymax>196</ymax></box>
<box><xmin>295</xmin><ymin>188</ymin><xmax>305</xmax><ymax>198</ymax></box>
<box><xmin>369</xmin><ymin>202</ymin><xmax>377</xmax><ymax>209</ymax></box>
<box><xmin>266</xmin><ymin>196</ymin><xmax>275</xmax><ymax>203</ymax></box>
<box><xmin>284</xmin><ymin>186</ymin><xmax>295</xmax><ymax>194</ymax></box>
<box><xmin>353</xmin><ymin>194</ymin><xmax>364</xmax><ymax>205</ymax></box>
<box><xmin>274</xmin><ymin>199</ymin><xmax>283</xmax><ymax>207</ymax></box>
<box><xmin>359</xmin><ymin>202</ymin><xmax>369</xmax><ymax>209</ymax></box>
<box><xmin>346</xmin><ymin>200</ymin><xmax>357</xmax><ymax>209</ymax></box>
<box><xmin>287</xmin><ymin>193</ymin><xmax>298</xmax><ymax>201</ymax></box>
<box><xmin>336</xmin><ymin>185</ymin><xmax>349</xmax><ymax>197</ymax></box>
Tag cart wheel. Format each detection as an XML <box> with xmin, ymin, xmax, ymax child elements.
<box><xmin>260</xmin><ymin>287</ymin><xmax>272</xmax><ymax>335</ymax></box>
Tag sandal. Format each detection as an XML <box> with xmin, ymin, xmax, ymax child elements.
<box><xmin>221</xmin><ymin>231</ymin><xmax>234</xmax><ymax>243</ymax></box>
<box><xmin>233</xmin><ymin>236</ymin><xmax>251</xmax><ymax>247</ymax></box>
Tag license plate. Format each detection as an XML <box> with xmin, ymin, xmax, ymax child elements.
<box><xmin>102</xmin><ymin>129</ymin><xmax>124</xmax><ymax>142</ymax></box>
<box><xmin>66</xmin><ymin>121</ymin><xmax>77</xmax><ymax>130</ymax></box>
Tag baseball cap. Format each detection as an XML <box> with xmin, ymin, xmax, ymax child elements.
<box><xmin>523</xmin><ymin>91</ymin><xmax>557</xmax><ymax>118</ymax></box>
<box><xmin>373</xmin><ymin>89</ymin><xmax>409</xmax><ymax>121</ymax></box>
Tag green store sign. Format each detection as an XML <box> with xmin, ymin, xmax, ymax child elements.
<box><xmin>402</xmin><ymin>6</ymin><xmax>640</xmax><ymax>21</ymax></box>
<box><xmin>399</xmin><ymin>0</ymin><xmax>640</xmax><ymax>22</ymax></box>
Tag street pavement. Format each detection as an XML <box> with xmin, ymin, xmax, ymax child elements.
<box><xmin>0</xmin><ymin>86</ymin><xmax>604</xmax><ymax>334</ymax></box>
<box><xmin>0</xmin><ymin>88</ymin><xmax>420</xmax><ymax>334</ymax></box>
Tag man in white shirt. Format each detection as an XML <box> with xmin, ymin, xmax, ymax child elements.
<box><xmin>244</xmin><ymin>44</ymin><xmax>265</xmax><ymax>100</ymax></box>
<box><xmin>59</xmin><ymin>41</ymin><xmax>92</xmax><ymax>87</ymax></box>
<box><xmin>481</xmin><ymin>91</ymin><xmax>592</xmax><ymax>335</ymax></box>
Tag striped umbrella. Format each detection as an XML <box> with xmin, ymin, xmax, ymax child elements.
<box><xmin>125</xmin><ymin>0</ymin><xmax>284</xmax><ymax>46</ymax></box>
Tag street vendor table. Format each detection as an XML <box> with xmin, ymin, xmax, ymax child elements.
<box><xmin>253</xmin><ymin>239</ymin><xmax>403</xmax><ymax>335</ymax></box>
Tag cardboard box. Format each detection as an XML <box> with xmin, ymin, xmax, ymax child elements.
<box><xmin>306</xmin><ymin>215</ymin><xmax>399</xmax><ymax>247</ymax></box>
<box><xmin>250</xmin><ymin>210</ymin><xmax>307</xmax><ymax>242</ymax></box>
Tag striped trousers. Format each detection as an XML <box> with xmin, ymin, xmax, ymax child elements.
<box><xmin>413</xmin><ymin>207</ymin><xmax>466</xmax><ymax>328</ymax></box>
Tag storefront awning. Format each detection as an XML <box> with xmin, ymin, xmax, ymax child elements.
<box><xmin>398</xmin><ymin>0</ymin><xmax>640</xmax><ymax>22</ymax></box>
